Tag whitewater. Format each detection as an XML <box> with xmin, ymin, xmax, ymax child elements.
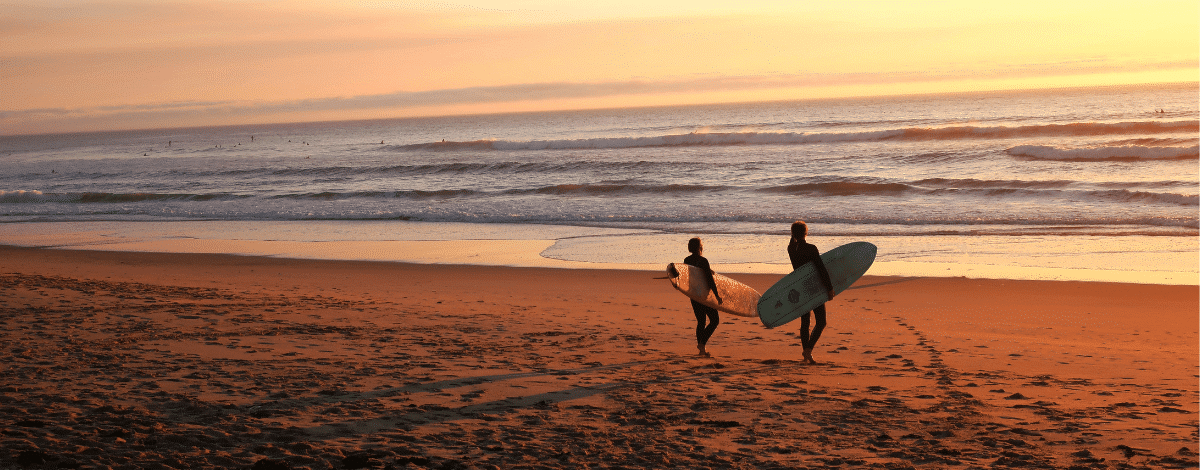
<box><xmin>1</xmin><ymin>83</ymin><xmax>1197</xmax><ymax>283</ymax></box>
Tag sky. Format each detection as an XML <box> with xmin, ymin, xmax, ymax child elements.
<box><xmin>2</xmin><ymin>0</ymin><xmax>1197</xmax><ymax>135</ymax></box>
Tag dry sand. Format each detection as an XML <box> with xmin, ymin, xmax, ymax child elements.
<box><xmin>1</xmin><ymin>245</ymin><xmax>1196</xmax><ymax>469</ymax></box>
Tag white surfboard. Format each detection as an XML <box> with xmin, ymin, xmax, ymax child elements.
<box><xmin>666</xmin><ymin>263</ymin><xmax>760</xmax><ymax>318</ymax></box>
<box><xmin>757</xmin><ymin>242</ymin><xmax>877</xmax><ymax>328</ymax></box>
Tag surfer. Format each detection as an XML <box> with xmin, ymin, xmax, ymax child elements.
<box><xmin>684</xmin><ymin>237</ymin><xmax>722</xmax><ymax>357</ymax></box>
<box><xmin>788</xmin><ymin>221</ymin><xmax>835</xmax><ymax>364</ymax></box>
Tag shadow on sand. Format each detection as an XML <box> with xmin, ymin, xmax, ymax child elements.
<box><xmin>847</xmin><ymin>277</ymin><xmax>925</xmax><ymax>290</ymax></box>
<box><xmin>273</xmin><ymin>357</ymin><xmax>779</xmax><ymax>437</ymax></box>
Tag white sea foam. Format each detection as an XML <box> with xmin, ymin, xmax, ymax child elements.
<box><xmin>0</xmin><ymin>190</ymin><xmax>46</xmax><ymax>203</ymax></box>
<box><xmin>1007</xmin><ymin>144</ymin><xmax>1199</xmax><ymax>161</ymax></box>
<box><xmin>396</xmin><ymin>120</ymin><xmax>1199</xmax><ymax>151</ymax></box>
<box><xmin>1</xmin><ymin>85</ymin><xmax>1197</xmax><ymax>281</ymax></box>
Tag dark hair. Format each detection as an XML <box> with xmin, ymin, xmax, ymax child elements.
<box><xmin>791</xmin><ymin>221</ymin><xmax>808</xmax><ymax>239</ymax></box>
<box><xmin>688</xmin><ymin>237</ymin><xmax>702</xmax><ymax>254</ymax></box>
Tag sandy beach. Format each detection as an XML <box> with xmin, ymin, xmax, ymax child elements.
<box><xmin>1</xmin><ymin>245</ymin><xmax>1196</xmax><ymax>469</ymax></box>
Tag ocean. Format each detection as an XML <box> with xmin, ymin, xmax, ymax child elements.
<box><xmin>1</xmin><ymin>83</ymin><xmax>1197</xmax><ymax>284</ymax></box>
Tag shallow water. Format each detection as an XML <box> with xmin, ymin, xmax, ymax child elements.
<box><xmin>1</xmin><ymin>83</ymin><xmax>1196</xmax><ymax>283</ymax></box>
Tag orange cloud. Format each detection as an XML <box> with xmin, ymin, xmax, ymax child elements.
<box><xmin>3</xmin><ymin>1</ymin><xmax>1196</xmax><ymax>134</ymax></box>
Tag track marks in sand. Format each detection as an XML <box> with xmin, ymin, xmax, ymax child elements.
<box><xmin>858</xmin><ymin>304</ymin><xmax>1200</xmax><ymax>468</ymax></box>
<box><xmin>2</xmin><ymin>272</ymin><xmax>1197</xmax><ymax>469</ymax></box>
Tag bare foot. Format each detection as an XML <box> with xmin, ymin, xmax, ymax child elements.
<box><xmin>802</xmin><ymin>349</ymin><xmax>817</xmax><ymax>364</ymax></box>
<box><xmin>698</xmin><ymin>346</ymin><xmax>711</xmax><ymax>357</ymax></box>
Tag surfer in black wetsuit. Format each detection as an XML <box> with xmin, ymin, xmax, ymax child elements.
<box><xmin>788</xmin><ymin>221</ymin><xmax>835</xmax><ymax>364</ymax></box>
<box><xmin>684</xmin><ymin>237</ymin><xmax>722</xmax><ymax>357</ymax></box>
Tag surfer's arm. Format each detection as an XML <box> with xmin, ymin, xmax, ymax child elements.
<box><xmin>814</xmin><ymin>257</ymin><xmax>835</xmax><ymax>300</ymax></box>
<box><xmin>702</xmin><ymin>260</ymin><xmax>723</xmax><ymax>304</ymax></box>
<box><xmin>706</xmin><ymin>270</ymin><xmax>723</xmax><ymax>304</ymax></box>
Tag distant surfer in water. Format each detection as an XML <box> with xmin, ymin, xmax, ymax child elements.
<box><xmin>788</xmin><ymin>221</ymin><xmax>835</xmax><ymax>364</ymax></box>
<box><xmin>685</xmin><ymin>237</ymin><xmax>722</xmax><ymax>357</ymax></box>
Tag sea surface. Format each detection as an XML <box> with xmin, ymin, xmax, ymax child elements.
<box><xmin>1</xmin><ymin>83</ymin><xmax>1197</xmax><ymax>284</ymax></box>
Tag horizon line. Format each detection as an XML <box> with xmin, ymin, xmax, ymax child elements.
<box><xmin>2</xmin><ymin>80</ymin><xmax>1196</xmax><ymax>138</ymax></box>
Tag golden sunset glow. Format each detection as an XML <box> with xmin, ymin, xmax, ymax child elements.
<box><xmin>3</xmin><ymin>0</ymin><xmax>1197</xmax><ymax>134</ymax></box>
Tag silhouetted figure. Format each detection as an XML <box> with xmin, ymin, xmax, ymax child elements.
<box><xmin>684</xmin><ymin>237</ymin><xmax>722</xmax><ymax>357</ymax></box>
<box><xmin>788</xmin><ymin>221</ymin><xmax>835</xmax><ymax>364</ymax></box>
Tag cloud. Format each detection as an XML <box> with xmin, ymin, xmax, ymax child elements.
<box><xmin>3</xmin><ymin>59</ymin><xmax>1196</xmax><ymax>135</ymax></box>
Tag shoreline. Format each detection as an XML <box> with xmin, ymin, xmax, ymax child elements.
<box><xmin>2</xmin><ymin>244</ymin><xmax>1197</xmax><ymax>468</ymax></box>
<box><xmin>1</xmin><ymin>220</ymin><xmax>1196</xmax><ymax>286</ymax></box>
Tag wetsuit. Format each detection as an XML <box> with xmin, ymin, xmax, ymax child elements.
<box><xmin>684</xmin><ymin>253</ymin><xmax>720</xmax><ymax>348</ymax></box>
<box><xmin>788</xmin><ymin>239</ymin><xmax>832</xmax><ymax>351</ymax></box>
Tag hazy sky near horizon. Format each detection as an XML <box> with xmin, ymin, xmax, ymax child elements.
<box><xmin>3</xmin><ymin>0</ymin><xmax>1197</xmax><ymax>135</ymax></box>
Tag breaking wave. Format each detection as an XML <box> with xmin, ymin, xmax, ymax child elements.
<box><xmin>1006</xmin><ymin>144</ymin><xmax>1199</xmax><ymax>161</ymax></box>
<box><xmin>0</xmin><ymin>191</ymin><xmax>247</xmax><ymax>203</ymax></box>
<box><xmin>756</xmin><ymin>180</ymin><xmax>1197</xmax><ymax>206</ymax></box>
<box><xmin>390</xmin><ymin>120</ymin><xmax>1198</xmax><ymax>151</ymax></box>
<box><xmin>5</xmin><ymin>178</ymin><xmax>1192</xmax><ymax>207</ymax></box>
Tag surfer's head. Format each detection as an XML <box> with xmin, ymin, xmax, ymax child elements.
<box><xmin>791</xmin><ymin>221</ymin><xmax>808</xmax><ymax>240</ymax></box>
<box><xmin>688</xmin><ymin>237</ymin><xmax>702</xmax><ymax>254</ymax></box>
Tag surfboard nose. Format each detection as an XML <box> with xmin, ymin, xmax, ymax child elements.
<box><xmin>666</xmin><ymin>263</ymin><xmax>680</xmax><ymax>278</ymax></box>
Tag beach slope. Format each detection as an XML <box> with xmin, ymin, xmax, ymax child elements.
<box><xmin>1</xmin><ymin>246</ymin><xmax>1196</xmax><ymax>469</ymax></box>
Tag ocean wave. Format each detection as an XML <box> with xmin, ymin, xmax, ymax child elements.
<box><xmin>512</xmin><ymin>183</ymin><xmax>722</xmax><ymax>196</ymax></box>
<box><xmin>8</xmin><ymin>181</ymin><xmax>1191</xmax><ymax>207</ymax></box>
<box><xmin>1104</xmin><ymin>137</ymin><xmax>1198</xmax><ymax>147</ymax></box>
<box><xmin>1006</xmin><ymin>144</ymin><xmax>1199</xmax><ymax>161</ymax></box>
<box><xmin>388</xmin><ymin>120</ymin><xmax>1199</xmax><ymax>151</ymax></box>
<box><xmin>262</xmin><ymin>184</ymin><xmax>723</xmax><ymax>199</ymax></box>
<box><xmin>913</xmin><ymin>178</ymin><xmax>1076</xmax><ymax>189</ymax></box>
<box><xmin>226</xmin><ymin>160</ymin><xmax>692</xmax><ymax>178</ymax></box>
<box><xmin>1091</xmin><ymin>189</ymin><xmax>1198</xmax><ymax>206</ymax></box>
<box><xmin>0</xmin><ymin>190</ymin><xmax>48</xmax><ymax>203</ymax></box>
<box><xmin>756</xmin><ymin>180</ymin><xmax>1196</xmax><ymax>206</ymax></box>
<box><xmin>0</xmin><ymin>191</ymin><xmax>248</xmax><ymax>203</ymax></box>
<box><xmin>2</xmin><ymin>200</ymin><xmax>1194</xmax><ymax>231</ymax></box>
<box><xmin>269</xmin><ymin>189</ymin><xmax>481</xmax><ymax>200</ymax></box>
<box><xmin>759</xmin><ymin>182</ymin><xmax>913</xmax><ymax>196</ymax></box>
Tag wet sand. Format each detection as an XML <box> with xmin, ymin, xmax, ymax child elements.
<box><xmin>1</xmin><ymin>246</ymin><xmax>1196</xmax><ymax>469</ymax></box>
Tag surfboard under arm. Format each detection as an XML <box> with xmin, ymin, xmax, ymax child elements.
<box><xmin>666</xmin><ymin>263</ymin><xmax>760</xmax><ymax>318</ymax></box>
<box><xmin>756</xmin><ymin>242</ymin><xmax>877</xmax><ymax>328</ymax></box>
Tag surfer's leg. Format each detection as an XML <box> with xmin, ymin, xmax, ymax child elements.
<box><xmin>691</xmin><ymin>301</ymin><xmax>711</xmax><ymax>356</ymax></box>
<box><xmin>702</xmin><ymin>309</ymin><xmax>720</xmax><ymax>344</ymax></box>
<box><xmin>799</xmin><ymin>312</ymin><xmax>815</xmax><ymax>363</ymax></box>
<box><xmin>802</xmin><ymin>305</ymin><xmax>827</xmax><ymax>364</ymax></box>
<box><xmin>691</xmin><ymin>301</ymin><xmax>706</xmax><ymax>338</ymax></box>
<box><xmin>808</xmin><ymin>304</ymin><xmax>827</xmax><ymax>347</ymax></box>
<box><xmin>799</xmin><ymin>311</ymin><xmax>812</xmax><ymax>346</ymax></box>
